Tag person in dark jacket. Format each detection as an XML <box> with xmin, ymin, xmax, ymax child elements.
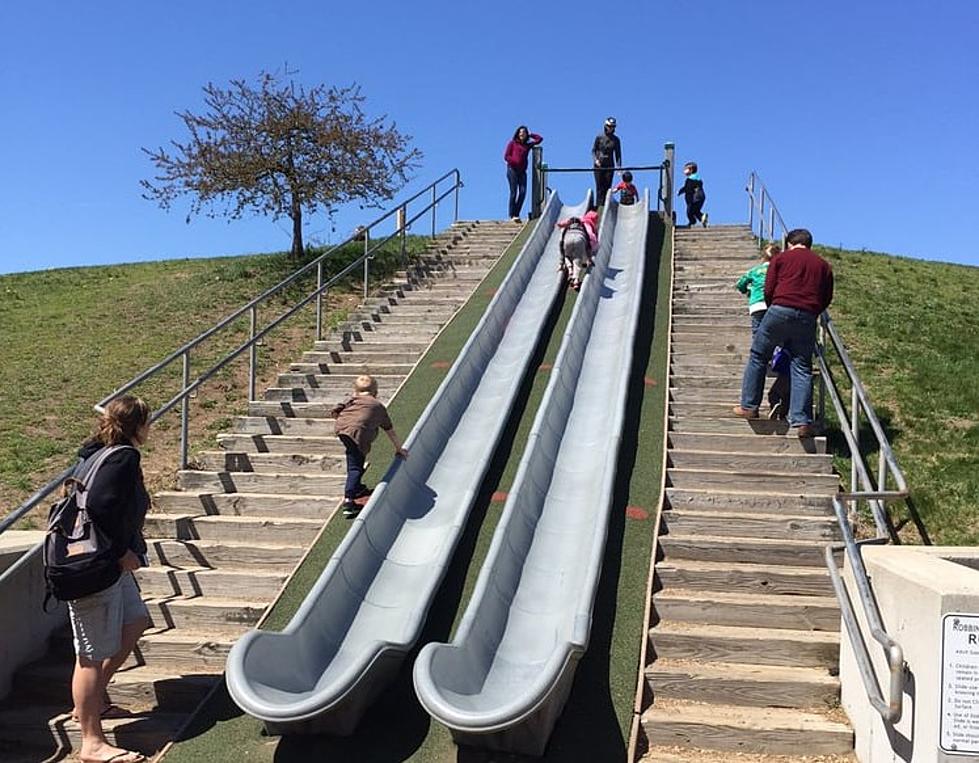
<box><xmin>68</xmin><ymin>395</ymin><xmax>152</xmax><ymax>763</ymax></box>
<box><xmin>677</xmin><ymin>161</ymin><xmax>708</xmax><ymax>227</ymax></box>
<box><xmin>503</xmin><ymin>125</ymin><xmax>543</xmax><ymax>221</ymax></box>
<box><xmin>733</xmin><ymin>229</ymin><xmax>834</xmax><ymax>437</ymax></box>
<box><xmin>592</xmin><ymin>117</ymin><xmax>622</xmax><ymax>206</ymax></box>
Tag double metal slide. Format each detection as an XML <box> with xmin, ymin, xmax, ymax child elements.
<box><xmin>226</xmin><ymin>190</ymin><xmax>650</xmax><ymax>753</ymax></box>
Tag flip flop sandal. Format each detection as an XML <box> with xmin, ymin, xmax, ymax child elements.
<box><xmin>80</xmin><ymin>751</ymin><xmax>146</xmax><ymax>763</ymax></box>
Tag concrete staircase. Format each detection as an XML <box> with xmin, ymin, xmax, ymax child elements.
<box><xmin>0</xmin><ymin>219</ymin><xmax>521</xmax><ymax>761</ymax></box>
<box><xmin>640</xmin><ymin>225</ymin><xmax>853</xmax><ymax>759</ymax></box>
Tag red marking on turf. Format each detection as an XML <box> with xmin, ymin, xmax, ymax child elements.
<box><xmin>430</xmin><ymin>360</ymin><xmax>451</xmax><ymax>369</ymax></box>
<box><xmin>538</xmin><ymin>363</ymin><xmax>553</xmax><ymax>372</ymax></box>
<box><xmin>644</xmin><ymin>376</ymin><xmax>657</xmax><ymax>387</ymax></box>
<box><xmin>491</xmin><ymin>491</ymin><xmax>509</xmax><ymax>503</ymax></box>
<box><xmin>626</xmin><ymin>505</ymin><xmax>648</xmax><ymax>520</ymax></box>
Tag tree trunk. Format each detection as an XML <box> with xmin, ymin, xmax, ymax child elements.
<box><xmin>290</xmin><ymin>194</ymin><xmax>303</xmax><ymax>260</ymax></box>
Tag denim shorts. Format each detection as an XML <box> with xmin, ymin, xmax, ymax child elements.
<box><xmin>67</xmin><ymin>572</ymin><xmax>149</xmax><ymax>661</ymax></box>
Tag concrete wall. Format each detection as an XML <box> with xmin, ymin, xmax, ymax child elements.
<box><xmin>840</xmin><ymin>546</ymin><xmax>979</xmax><ymax>763</ymax></box>
<box><xmin>0</xmin><ymin>531</ymin><xmax>67</xmax><ymax>699</ymax></box>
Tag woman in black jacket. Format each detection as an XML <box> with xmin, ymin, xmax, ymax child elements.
<box><xmin>68</xmin><ymin>395</ymin><xmax>152</xmax><ymax>763</ymax></box>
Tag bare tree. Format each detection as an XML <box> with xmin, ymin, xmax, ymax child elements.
<box><xmin>142</xmin><ymin>71</ymin><xmax>422</xmax><ymax>259</ymax></box>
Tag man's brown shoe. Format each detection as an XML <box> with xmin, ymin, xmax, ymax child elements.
<box><xmin>796</xmin><ymin>424</ymin><xmax>818</xmax><ymax>438</ymax></box>
<box><xmin>732</xmin><ymin>405</ymin><xmax>759</xmax><ymax>419</ymax></box>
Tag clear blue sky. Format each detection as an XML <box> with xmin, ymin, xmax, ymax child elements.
<box><xmin>2</xmin><ymin>1</ymin><xmax>977</xmax><ymax>274</ymax></box>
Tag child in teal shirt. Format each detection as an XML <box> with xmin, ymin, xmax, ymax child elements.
<box><xmin>736</xmin><ymin>243</ymin><xmax>779</xmax><ymax>335</ymax></box>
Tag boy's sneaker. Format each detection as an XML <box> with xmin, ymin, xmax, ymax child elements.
<box><xmin>732</xmin><ymin>405</ymin><xmax>759</xmax><ymax>419</ymax></box>
<box><xmin>796</xmin><ymin>424</ymin><xmax>819</xmax><ymax>439</ymax></box>
<box><xmin>702</xmin><ymin>212</ymin><xmax>710</xmax><ymax>228</ymax></box>
<box><xmin>353</xmin><ymin>486</ymin><xmax>373</xmax><ymax>499</ymax></box>
<box><xmin>342</xmin><ymin>500</ymin><xmax>361</xmax><ymax>519</ymax></box>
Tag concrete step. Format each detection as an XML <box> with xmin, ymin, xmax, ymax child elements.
<box><xmin>248</xmin><ymin>399</ymin><xmax>393</xmax><ymax>417</ymax></box>
<box><xmin>154</xmin><ymin>490</ymin><xmax>337</xmax><ymax>519</ymax></box>
<box><xmin>311</xmin><ymin>339</ymin><xmax>433</xmax><ymax>353</ymax></box>
<box><xmin>646</xmin><ymin>659</ymin><xmax>839</xmax><ymax>709</ymax></box>
<box><xmin>147</xmin><ymin>538</ymin><xmax>306</xmax><ymax>570</ymax></box>
<box><xmin>659</xmin><ymin>533</ymin><xmax>830</xmax><ymax>568</ymax></box>
<box><xmin>275</xmin><ymin>370</ymin><xmax>410</xmax><ymax>385</ymax></box>
<box><xmin>335</xmin><ymin>324</ymin><xmax>442</xmax><ymax>342</ymax></box>
<box><xmin>216</xmin><ymin>433</ymin><xmax>343</xmax><ymax>454</ymax></box>
<box><xmin>301</xmin><ymin>350</ymin><xmax>425</xmax><ymax>365</ymax></box>
<box><xmin>278</xmin><ymin>368</ymin><xmax>416</xmax><ymax>385</ymax></box>
<box><xmin>178</xmin><ymin>469</ymin><xmax>346</xmax><ymax>494</ymax></box>
<box><xmin>667</xmin><ymin>449</ymin><xmax>834</xmax><ymax>475</ymax></box>
<box><xmin>655</xmin><ymin>589</ymin><xmax>840</xmax><ymax>632</ymax></box>
<box><xmin>198</xmin><ymin>450</ymin><xmax>346</xmax><ymax>473</ymax></box>
<box><xmin>0</xmin><ymin>705</ymin><xmax>186</xmax><ymax>758</ymax></box>
<box><xmin>656</xmin><ymin>558</ymin><xmax>834</xmax><ymax>597</ymax></box>
<box><xmin>666</xmin><ymin>468</ymin><xmax>840</xmax><ymax>495</ymax></box>
<box><xmin>669</xmin><ymin>387</ymin><xmax>762</xmax><ymax>403</ymax></box>
<box><xmin>288</xmin><ymin>361</ymin><xmax>420</xmax><ymax>376</ymax></box>
<box><xmin>662</xmin><ymin>507</ymin><xmax>840</xmax><ymax>542</ymax></box>
<box><xmin>136</xmin><ymin>565</ymin><xmax>290</xmax><ymax>599</ymax></box>
<box><xmin>263</xmin><ymin>380</ymin><xmax>406</xmax><ymax>401</ymax></box>
<box><xmin>668</xmin><ymin>417</ymin><xmax>799</xmax><ymax>435</ymax></box>
<box><xmin>127</xmin><ymin>628</ymin><xmax>236</xmax><ymax>672</ymax></box>
<box><xmin>13</xmin><ymin>659</ymin><xmax>219</xmax><ymax>712</ymax></box>
<box><xmin>650</xmin><ymin>621</ymin><xmax>839</xmax><ymax>669</ymax></box>
<box><xmin>641</xmin><ymin>700</ymin><xmax>852</xmax><ymax>755</ymax></box>
<box><xmin>233</xmin><ymin>416</ymin><xmax>338</xmax><ymax>436</ymax></box>
<box><xmin>674</xmin><ymin>401</ymin><xmax>773</xmax><ymax>419</ymax></box>
<box><xmin>665</xmin><ymin>487</ymin><xmax>832</xmax><ymax>515</ymax></box>
<box><xmin>673</xmin><ymin>304</ymin><xmax>745</xmax><ymax>315</ymax></box>
<box><xmin>144</xmin><ymin>513</ymin><xmax>324</xmax><ymax>544</ymax></box>
<box><xmin>144</xmin><ymin>595</ymin><xmax>265</xmax><ymax>634</ymax></box>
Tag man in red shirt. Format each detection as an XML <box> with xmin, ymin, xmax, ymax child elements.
<box><xmin>733</xmin><ymin>228</ymin><xmax>834</xmax><ymax>437</ymax></box>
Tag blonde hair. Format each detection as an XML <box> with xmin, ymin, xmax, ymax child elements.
<box><xmin>354</xmin><ymin>375</ymin><xmax>378</xmax><ymax>396</ymax></box>
<box><xmin>94</xmin><ymin>395</ymin><xmax>151</xmax><ymax>446</ymax></box>
<box><xmin>763</xmin><ymin>243</ymin><xmax>781</xmax><ymax>261</ymax></box>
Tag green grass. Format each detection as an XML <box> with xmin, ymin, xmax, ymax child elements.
<box><xmin>163</xmin><ymin>216</ymin><xmax>670</xmax><ymax>763</ymax></box>
<box><xmin>0</xmin><ymin>236</ymin><xmax>428</xmax><ymax>522</ymax></box>
<box><xmin>816</xmin><ymin>245</ymin><xmax>979</xmax><ymax>544</ymax></box>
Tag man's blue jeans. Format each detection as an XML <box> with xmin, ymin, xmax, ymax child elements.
<box><xmin>739</xmin><ymin>304</ymin><xmax>817</xmax><ymax>427</ymax></box>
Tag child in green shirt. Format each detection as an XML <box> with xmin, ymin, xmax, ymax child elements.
<box><xmin>736</xmin><ymin>243</ymin><xmax>780</xmax><ymax>335</ymax></box>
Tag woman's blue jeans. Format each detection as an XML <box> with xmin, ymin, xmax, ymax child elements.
<box><xmin>507</xmin><ymin>166</ymin><xmax>527</xmax><ymax>218</ymax></box>
<box><xmin>739</xmin><ymin>304</ymin><xmax>817</xmax><ymax>426</ymax></box>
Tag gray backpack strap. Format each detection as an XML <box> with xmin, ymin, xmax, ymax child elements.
<box><xmin>74</xmin><ymin>445</ymin><xmax>133</xmax><ymax>509</ymax></box>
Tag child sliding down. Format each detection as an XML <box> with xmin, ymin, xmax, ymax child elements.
<box><xmin>556</xmin><ymin>210</ymin><xmax>598</xmax><ymax>291</ymax></box>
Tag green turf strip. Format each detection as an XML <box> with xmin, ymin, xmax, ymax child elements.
<box><xmin>165</xmin><ymin>215</ymin><xmax>670</xmax><ymax>763</ymax></box>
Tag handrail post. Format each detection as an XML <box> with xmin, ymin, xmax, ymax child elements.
<box><xmin>851</xmin><ymin>385</ymin><xmax>860</xmax><ymax>517</ymax></box>
<box><xmin>180</xmin><ymin>351</ymin><xmax>191</xmax><ymax>469</ymax></box>
<box><xmin>315</xmin><ymin>262</ymin><xmax>324</xmax><ymax>341</ymax></box>
<box><xmin>363</xmin><ymin>229</ymin><xmax>370</xmax><ymax>300</ymax></box>
<box><xmin>747</xmin><ymin>173</ymin><xmax>755</xmax><ymax>231</ymax></box>
<box><xmin>530</xmin><ymin>146</ymin><xmax>544</xmax><ymax>219</ymax></box>
<box><xmin>453</xmin><ymin>171</ymin><xmax>460</xmax><ymax>222</ymax></box>
<box><xmin>248</xmin><ymin>306</ymin><xmax>258</xmax><ymax>401</ymax></box>
<box><xmin>431</xmin><ymin>185</ymin><xmax>437</xmax><ymax>238</ymax></box>
<box><xmin>398</xmin><ymin>204</ymin><xmax>407</xmax><ymax>263</ymax></box>
<box><xmin>663</xmin><ymin>142</ymin><xmax>675</xmax><ymax>221</ymax></box>
<box><xmin>769</xmin><ymin>206</ymin><xmax>776</xmax><ymax>244</ymax></box>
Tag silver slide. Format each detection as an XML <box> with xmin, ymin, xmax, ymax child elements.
<box><xmin>413</xmin><ymin>192</ymin><xmax>650</xmax><ymax>756</ymax></box>
<box><xmin>225</xmin><ymin>191</ymin><xmax>591</xmax><ymax>735</ymax></box>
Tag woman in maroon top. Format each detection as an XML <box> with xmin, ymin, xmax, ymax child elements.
<box><xmin>503</xmin><ymin>125</ymin><xmax>542</xmax><ymax>222</ymax></box>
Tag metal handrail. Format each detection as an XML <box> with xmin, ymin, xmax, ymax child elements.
<box><xmin>745</xmin><ymin>171</ymin><xmax>931</xmax><ymax>726</ymax></box>
<box><xmin>746</xmin><ymin>171</ymin><xmax>789</xmax><ymax>248</ymax></box>
<box><xmin>0</xmin><ymin>169</ymin><xmax>463</xmax><ymax>542</ymax></box>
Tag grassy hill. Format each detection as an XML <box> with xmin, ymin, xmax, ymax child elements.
<box><xmin>816</xmin><ymin>245</ymin><xmax>979</xmax><ymax>545</ymax></box>
<box><xmin>0</xmin><ymin>237</ymin><xmax>427</xmax><ymax>522</ymax></box>
<box><xmin>1</xmin><ymin>237</ymin><xmax>976</xmax><ymax>545</ymax></box>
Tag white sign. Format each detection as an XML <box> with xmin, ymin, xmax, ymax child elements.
<box><xmin>941</xmin><ymin>613</ymin><xmax>979</xmax><ymax>755</ymax></box>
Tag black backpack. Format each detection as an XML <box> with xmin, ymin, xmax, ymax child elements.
<box><xmin>619</xmin><ymin>185</ymin><xmax>637</xmax><ymax>206</ymax></box>
<box><xmin>43</xmin><ymin>445</ymin><xmax>131</xmax><ymax>606</ymax></box>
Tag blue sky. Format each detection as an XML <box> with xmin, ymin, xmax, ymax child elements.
<box><xmin>2</xmin><ymin>1</ymin><xmax>977</xmax><ymax>274</ymax></box>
